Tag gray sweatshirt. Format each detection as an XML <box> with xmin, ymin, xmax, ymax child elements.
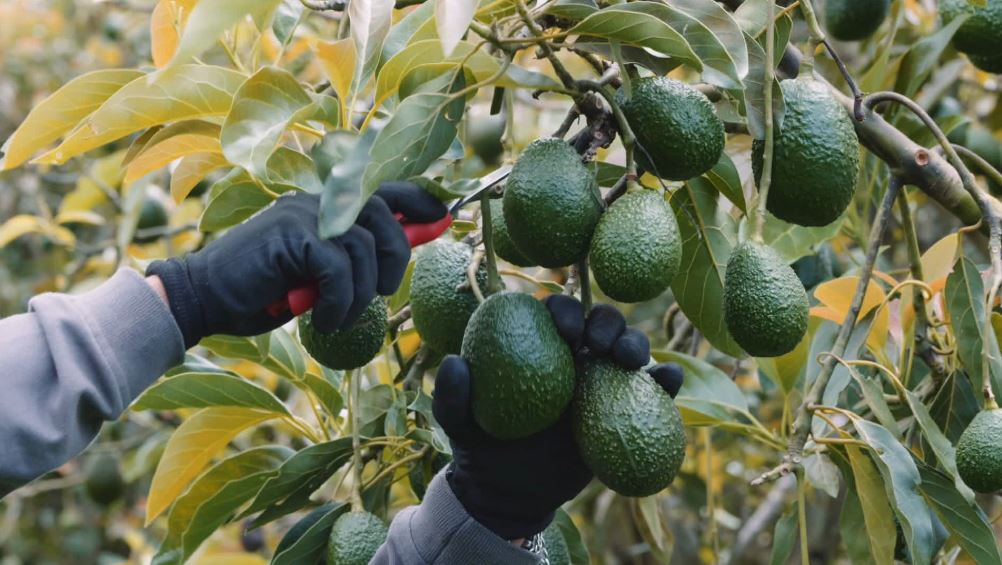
<box><xmin>0</xmin><ymin>269</ymin><xmax>538</xmax><ymax>564</ymax></box>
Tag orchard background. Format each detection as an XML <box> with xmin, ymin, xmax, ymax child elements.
<box><xmin>0</xmin><ymin>0</ymin><xmax>1001</xmax><ymax>563</ymax></box>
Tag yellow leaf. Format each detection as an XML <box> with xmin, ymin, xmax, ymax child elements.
<box><xmin>55</xmin><ymin>210</ymin><xmax>106</xmax><ymax>226</ymax></box>
<box><xmin>813</xmin><ymin>276</ymin><xmax>889</xmax><ymax>353</ymax></box>
<box><xmin>921</xmin><ymin>233</ymin><xmax>960</xmax><ymax>288</ymax></box>
<box><xmin>0</xmin><ymin>215</ymin><xmax>75</xmax><ymax>248</ymax></box>
<box><xmin>171</xmin><ymin>152</ymin><xmax>229</xmax><ymax>203</ymax></box>
<box><xmin>36</xmin><ymin>65</ymin><xmax>245</xmax><ymax>166</ymax></box>
<box><xmin>374</xmin><ymin>40</ymin><xmax>500</xmax><ymax>113</ymax></box>
<box><xmin>151</xmin><ymin>1</ymin><xmax>180</xmax><ymax>68</ymax></box>
<box><xmin>59</xmin><ymin>151</ymin><xmax>128</xmax><ymax>214</ymax></box>
<box><xmin>145</xmin><ymin>407</ymin><xmax>277</xmax><ymax>524</ymax></box>
<box><xmin>125</xmin><ymin>121</ymin><xmax>222</xmax><ymax>183</ymax></box>
<box><xmin>0</xmin><ymin>69</ymin><xmax>143</xmax><ymax>171</ymax></box>
<box><xmin>314</xmin><ymin>38</ymin><xmax>357</xmax><ymax>126</ymax></box>
<box><xmin>191</xmin><ymin>553</ymin><xmax>268</xmax><ymax>565</ymax></box>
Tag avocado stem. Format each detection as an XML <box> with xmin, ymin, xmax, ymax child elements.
<box><xmin>480</xmin><ymin>191</ymin><xmax>503</xmax><ymax>295</ymax></box>
<box><xmin>752</xmin><ymin>0</ymin><xmax>777</xmax><ymax>244</ymax></box>
<box><xmin>347</xmin><ymin>369</ymin><xmax>363</xmax><ymax>512</ymax></box>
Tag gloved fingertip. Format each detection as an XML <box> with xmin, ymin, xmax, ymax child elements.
<box><xmin>311</xmin><ymin>300</ymin><xmax>349</xmax><ymax>333</ymax></box>
<box><xmin>376</xmin><ymin>181</ymin><xmax>449</xmax><ymax>223</ymax></box>
<box><xmin>611</xmin><ymin>329</ymin><xmax>650</xmax><ymax>370</ymax></box>
<box><xmin>648</xmin><ymin>362</ymin><xmax>684</xmax><ymax>399</ymax></box>
<box><xmin>585</xmin><ymin>303</ymin><xmax>626</xmax><ymax>356</ymax></box>
<box><xmin>433</xmin><ymin>355</ymin><xmax>474</xmax><ymax>437</ymax></box>
<box><xmin>544</xmin><ymin>294</ymin><xmax>585</xmax><ymax>351</ymax></box>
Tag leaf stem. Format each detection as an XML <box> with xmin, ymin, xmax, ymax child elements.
<box><xmin>753</xmin><ymin>0</ymin><xmax>777</xmax><ymax>243</ymax></box>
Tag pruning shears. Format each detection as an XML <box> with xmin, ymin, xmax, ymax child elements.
<box><xmin>267</xmin><ymin>164</ymin><xmax>513</xmax><ymax>317</ymax></box>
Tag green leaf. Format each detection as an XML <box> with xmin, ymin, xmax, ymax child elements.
<box><xmin>742</xmin><ymin>212</ymin><xmax>844</xmax><ymax>263</ymax></box>
<box><xmin>303</xmin><ymin>373</ymin><xmax>344</xmax><ymax>417</ymax></box>
<box><xmin>199</xmin><ymin>172</ymin><xmax>278</xmax><ymax>232</ymax></box>
<box><xmin>170</xmin><ymin>0</ymin><xmax>282</xmax><ymax>67</ymax></box>
<box><xmin>901</xmin><ymin>388</ymin><xmax>975</xmax><ymax>502</ymax></box>
<box><xmin>267</xmin><ymin>147</ymin><xmax>324</xmax><ymax>194</ymax></box>
<box><xmin>350</xmin><ymin>0</ymin><xmax>395</xmax><ymax>94</ymax></box>
<box><xmin>242</xmin><ymin>438</ymin><xmax>354</xmax><ymax>526</ymax></box>
<box><xmin>261</xmin><ymin>328</ymin><xmax>308</xmax><ymax>380</ymax></box>
<box><xmin>544</xmin><ymin>0</ymin><xmax>598</xmax><ymax>21</ymax></box>
<box><xmin>855</xmin><ymin>373</ymin><xmax>902</xmax><ymax>438</ymax></box>
<box><xmin>631</xmin><ymin>496</ymin><xmax>673</xmax><ymax>563</ymax></box>
<box><xmin>917</xmin><ymin>460</ymin><xmax>1002</xmax><ymax>565</ymax></box>
<box><xmin>569</xmin><ymin>4</ymin><xmax>702</xmax><ymax>73</ymax></box>
<box><xmin>702</xmin><ymin>152</ymin><xmax>745</xmax><ymax>212</ymax></box>
<box><xmin>361</xmin><ymin>73</ymin><xmax>466</xmax><ymax>208</ymax></box>
<box><xmin>200</xmin><ymin>333</ymin><xmax>265</xmax><ymax>361</ymax></box>
<box><xmin>734</xmin><ymin>31</ymin><xmax>785</xmax><ymax>140</ymax></box>
<box><xmin>893</xmin><ymin>14</ymin><xmax>970</xmax><ymax>100</ymax></box>
<box><xmin>769</xmin><ymin>508</ymin><xmax>798</xmax><ymax>565</ymax></box>
<box><xmin>153</xmin><ymin>446</ymin><xmax>291</xmax><ymax>565</ymax></box>
<box><xmin>669</xmin><ymin>177</ymin><xmax>743</xmax><ymax>357</ymax></box>
<box><xmin>272</xmin><ymin>0</ymin><xmax>305</xmax><ymax>45</ymax></box>
<box><xmin>221</xmin><ymin>67</ymin><xmax>314</xmax><ymax>180</ymax></box>
<box><xmin>928</xmin><ymin>371</ymin><xmax>980</xmax><ymax>443</ymax></box>
<box><xmin>272</xmin><ymin>503</ymin><xmax>350</xmax><ymax>565</ymax></box>
<box><xmin>0</xmin><ymin>69</ymin><xmax>143</xmax><ymax>170</ymax></box>
<box><xmin>38</xmin><ymin>65</ymin><xmax>245</xmax><ymax>165</ymax></box>
<box><xmin>132</xmin><ymin>372</ymin><xmax>291</xmax><ymax>416</ymax></box>
<box><xmin>853</xmin><ymin>420</ymin><xmax>937</xmax><ymax>565</ymax></box>
<box><xmin>803</xmin><ymin>453</ymin><xmax>841</xmax><ymax>498</ymax></box>
<box><xmin>572</xmin><ymin>41</ymin><xmax>678</xmax><ymax>76</ymax></box>
<box><xmin>435</xmin><ymin>0</ymin><xmax>477</xmax><ymax>56</ymax></box>
<box><xmin>319</xmin><ymin>129</ymin><xmax>378</xmax><ymax>239</ymax></box>
<box><xmin>945</xmin><ymin>255</ymin><xmax>1002</xmax><ymax>405</ymax></box>
<box><xmin>843</xmin><ymin>445</ymin><xmax>896</xmax><ymax>565</ymax></box>
<box><xmin>552</xmin><ymin>508</ymin><xmax>591</xmax><ymax>565</ymax></box>
<box><xmin>381</xmin><ymin>0</ymin><xmax>436</xmax><ymax>65</ymax></box>
<box><xmin>652</xmin><ymin>351</ymin><xmax>750</xmax><ymax>425</ymax></box>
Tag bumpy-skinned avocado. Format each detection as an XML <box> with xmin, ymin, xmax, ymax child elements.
<box><xmin>299</xmin><ymin>297</ymin><xmax>387</xmax><ymax>370</ymax></box>
<box><xmin>489</xmin><ymin>199</ymin><xmax>535</xmax><ymax>267</ymax></box>
<box><xmin>617</xmin><ymin>77</ymin><xmax>725</xmax><ymax>181</ymax></box>
<box><xmin>572</xmin><ymin>360</ymin><xmax>686</xmax><ymax>497</ymax></box>
<box><xmin>410</xmin><ymin>240</ymin><xmax>488</xmax><ymax>354</ymax></box>
<box><xmin>968</xmin><ymin>52</ymin><xmax>1002</xmax><ymax>73</ymax></box>
<box><xmin>503</xmin><ymin>138</ymin><xmax>602</xmax><ymax>268</ymax></box>
<box><xmin>84</xmin><ymin>454</ymin><xmax>124</xmax><ymax>506</ymax></box>
<box><xmin>753</xmin><ymin>78</ymin><xmax>860</xmax><ymax>227</ymax></box>
<box><xmin>327</xmin><ymin>510</ymin><xmax>387</xmax><ymax>565</ymax></box>
<box><xmin>724</xmin><ymin>241</ymin><xmax>809</xmax><ymax>357</ymax></box>
<box><xmin>542</xmin><ymin>521</ymin><xmax>571</xmax><ymax>565</ymax></box>
<box><xmin>955</xmin><ymin>407</ymin><xmax>1002</xmax><ymax>493</ymax></box>
<box><xmin>941</xmin><ymin>0</ymin><xmax>1002</xmax><ymax>57</ymax></box>
<box><xmin>462</xmin><ymin>292</ymin><xmax>576</xmax><ymax>439</ymax></box>
<box><xmin>467</xmin><ymin>115</ymin><xmax>506</xmax><ymax>165</ymax></box>
<box><xmin>824</xmin><ymin>0</ymin><xmax>890</xmax><ymax>41</ymax></box>
<box><xmin>590</xmin><ymin>190</ymin><xmax>681</xmax><ymax>303</ymax></box>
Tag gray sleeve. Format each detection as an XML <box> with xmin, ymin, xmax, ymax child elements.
<box><xmin>0</xmin><ymin>269</ymin><xmax>184</xmax><ymax>496</ymax></box>
<box><xmin>372</xmin><ymin>468</ymin><xmax>540</xmax><ymax>565</ymax></box>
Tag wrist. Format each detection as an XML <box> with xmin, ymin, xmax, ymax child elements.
<box><xmin>146</xmin><ymin>258</ymin><xmax>205</xmax><ymax>348</ymax></box>
<box><xmin>146</xmin><ymin>275</ymin><xmax>169</xmax><ymax>306</ymax></box>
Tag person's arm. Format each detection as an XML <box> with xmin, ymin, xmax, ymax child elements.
<box><xmin>0</xmin><ymin>270</ymin><xmax>184</xmax><ymax>497</ymax></box>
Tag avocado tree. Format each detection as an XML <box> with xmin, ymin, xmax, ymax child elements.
<box><xmin>1</xmin><ymin>0</ymin><xmax>1002</xmax><ymax>562</ymax></box>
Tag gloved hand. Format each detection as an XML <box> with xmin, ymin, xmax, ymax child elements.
<box><xmin>147</xmin><ymin>182</ymin><xmax>447</xmax><ymax>348</ymax></box>
<box><xmin>432</xmin><ymin>295</ymin><xmax>684</xmax><ymax>540</ymax></box>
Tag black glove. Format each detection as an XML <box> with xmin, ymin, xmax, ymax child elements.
<box><xmin>432</xmin><ymin>295</ymin><xmax>683</xmax><ymax>540</ymax></box>
<box><xmin>147</xmin><ymin>182</ymin><xmax>447</xmax><ymax>348</ymax></box>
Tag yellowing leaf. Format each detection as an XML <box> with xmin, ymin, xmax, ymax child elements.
<box><xmin>314</xmin><ymin>38</ymin><xmax>357</xmax><ymax>126</ymax></box>
<box><xmin>59</xmin><ymin>151</ymin><xmax>128</xmax><ymax>214</ymax></box>
<box><xmin>125</xmin><ymin>121</ymin><xmax>222</xmax><ymax>183</ymax></box>
<box><xmin>435</xmin><ymin>0</ymin><xmax>477</xmax><ymax>56</ymax></box>
<box><xmin>191</xmin><ymin>553</ymin><xmax>269</xmax><ymax>565</ymax></box>
<box><xmin>169</xmin><ymin>0</ymin><xmax>283</xmax><ymax>68</ymax></box>
<box><xmin>0</xmin><ymin>215</ymin><xmax>75</xmax><ymax>248</ymax></box>
<box><xmin>145</xmin><ymin>407</ymin><xmax>277</xmax><ymax>524</ymax></box>
<box><xmin>921</xmin><ymin>233</ymin><xmax>960</xmax><ymax>288</ymax></box>
<box><xmin>813</xmin><ymin>276</ymin><xmax>889</xmax><ymax>353</ymax></box>
<box><xmin>55</xmin><ymin>210</ymin><xmax>105</xmax><ymax>226</ymax></box>
<box><xmin>171</xmin><ymin>152</ymin><xmax>229</xmax><ymax>203</ymax></box>
<box><xmin>37</xmin><ymin>65</ymin><xmax>245</xmax><ymax>166</ymax></box>
<box><xmin>0</xmin><ymin>69</ymin><xmax>143</xmax><ymax>170</ymax></box>
<box><xmin>151</xmin><ymin>1</ymin><xmax>179</xmax><ymax>68</ymax></box>
<box><xmin>374</xmin><ymin>40</ymin><xmax>498</xmax><ymax>110</ymax></box>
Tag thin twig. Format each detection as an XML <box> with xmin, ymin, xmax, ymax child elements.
<box><xmin>388</xmin><ymin>305</ymin><xmax>412</xmax><ymax>331</ymax></box>
<box><xmin>821</xmin><ymin>39</ymin><xmax>864</xmax><ymax>121</ymax></box>
<box><xmin>753</xmin><ymin>0</ymin><xmax>777</xmax><ymax>243</ymax></box>
<box><xmin>462</xmin><ymin>248</ymin><xmax>487</xmax><ymax>303</ymax></box>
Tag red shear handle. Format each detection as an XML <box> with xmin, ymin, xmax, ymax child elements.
<box><xmin>266</xmin><ymin>213</ymin><xmax>453</xmax><ymax>317</ymax></box>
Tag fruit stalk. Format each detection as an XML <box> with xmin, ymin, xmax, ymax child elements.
<box><xmin>752</xmin><ymin>0</ymin><xmax>776</xmax><ymax>243</ymax></box>
<box><xmin>347</xmin><ymin>369</ymin><xmax>363</xmax><ymax>512</ymax></box>
<box><xmin>752</xmin><ymin>177</ymin><xmax>900</xmax><ymax>487</ymax></box>
<box><xmin>479</xmin><ymin>191</ymin><xmax>503</xmax><ymax>295</ymax></box>
<box><xmin>796</xmin><ymin>0</ymin><xmax>826</xmax><ymax>74</ymax></box>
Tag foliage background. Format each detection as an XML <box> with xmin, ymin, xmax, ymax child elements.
<box><xmin>0</xmin><ymin>0</ymin><xmax>1000</xmax><ymax>564</ymax></box>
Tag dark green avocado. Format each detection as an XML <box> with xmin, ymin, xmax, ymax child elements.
<box><xmin>617</xmin><ymin>76</ymin><xmax>725</xmax><ymax>181</ymax></box>
<box><xmin>489</xmin><ymin>199</ymin><xmax>535</xmax><ymax>267</ymax></box>
<box><xmin>503</xmin><ymin>138</ymin><xmax>602</xmax><ymax>268</ymax></box>
<box><xmin>542</xmin><ymin>521</ymin><xmax>571</xmax><ymax>565</ymax></box>
<box><xmin>723</xmin><ymin>241</ymin><xmax>809</xmax><ymax>357</ymax></box>
<box><xmin>589</xmin><ymin>189</ymin><xmax>681</xmax><ymax>303</ymax></box>
<box><xmin>84</xmin><ymin>454</ymin><xmax>125</xmax><ymax>506</ymax></box>
<box><xmin>955</xmin><ymin>407</ymin><xmax>1002</xmax><ymax>493</ymax></box>
<box><xmin>461</xmin><ymin>292</ymin><xmax>576</xmax><ymax>439</ymax></box>
<box><xmin>824</xmin><ymin>0</ymin><xmax>890</xmax><ymax>41</ymax></box>
<box><xmin>752</xmin><ymin>78</ymin><xmax>860</xmax><ymax>227</ymax></box>
<box><xmin>941</xmin><ymin>0</ymin><xmax>1002</xmax><ymax>57</ymax></box>
<box><xmin>572</xmin><ymin>360</ymin><xmax>686</xmax><ymax>497</ymax></box>
<box><xmin>410</xmin><ymin>239</ymin><xmax>488</xmax><ymax>354</ymax></box>
<box><xmin>326</xmin><ymin>510</ymin><xmax>388</xmax><ymax>565</ymax></box>
<box><xmin>299</xmin><ymin>297</ymin><xmax>387</xmax><ymax>370</ymax></box>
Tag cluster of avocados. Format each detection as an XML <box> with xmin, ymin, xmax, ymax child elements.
<box><xmin>941</xmin><ymin>0</ymin><xmax>1002</xmax><ymax>73</ymax></box>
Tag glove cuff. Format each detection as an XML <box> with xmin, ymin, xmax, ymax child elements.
<box><xmin>146</xmin><ymin>258</ymin><xmax>205</xmax><ymax>348</ymax></box>
<box><xmin>446</xmin><ymin>465</ymin><xmax>554</xmax><ymax>540</ymax></box>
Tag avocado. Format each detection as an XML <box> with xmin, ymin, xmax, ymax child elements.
<box><xmin>941</xmin><ymin>0</ymin><xmax>1002</xmax><ymax>57</ymax></box>
<box><xmin>824</xmin><ymin>0</ymin><xmax>890</xmax><ymax>41</ymax></box>
<box><xmin>326</xmin><ymin>510</ymin><xmax>388</xmax><ymax>565</ymax></box>
<box><xmin>410</xmin><ymin>239</ymin><xmax>488</xmax><ymax>354</ymax></box>
<box><xmin>489</xmin><ymin>199</ymin><xmax>535</xmax><ymax>267</ymax></box>
<box><xmin>617</xmin><ymin>76</ymin><xmax>725</xmax><ymax>181</ymax></box>
<box><xmin>752</xmin><ymin>78</ymin><xmax>860</xmax><ymax>227</ymax></box>
<box><xmin>542</xmin><ymin>521</ymin><xmax>571</xmax><ymax>565</ymax></box>
<box><xmin>955</xmin><ymin>407</ymin><xmax>1002</xmax><ymax>493</ymax></box>
<box><xmin>299</xmin><ymin>297</ymin><xmax>387</xmax><ymax>370</ymax></box>
<box><xmin>724</xmin><ymin>241</ymin><xmax>809</xmax><ymax>357</ymax></box>
<box><xmin>968</xmin><ymin>52</ymin><xmax>1002</xmax><ymax>73</ymax></box>
<box><xmin>503</xmin><ymin>138</ymin><xmax>603</xmax><ymax>268</ymax></box>
<box><xmin>572</xmin><ymin>360</ymin><xmax>686</xmax><ymax>497</ymax></box>
<box><xmin>84</xmin><ymin>454</ymin><xmax>124</xmax><ymax>506</ymax></box>
<box><xmin>134</xmin><ymin>198</ymin><xmax>169</xmax><ymax>243</ymax></box>
<box><xmin>589</xmin><ymin>189</ymin><xmax>681</xmax><ymax>303</ymax></box>
<box><xmin>461</xmin><ymin>292</ymin><xmax>576</xmax><ymax>439</ymax></box>
<box><xmin>467</xmin><ymin>115</ymin><xmax>506</xmax><ymax>165</ymax></box>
